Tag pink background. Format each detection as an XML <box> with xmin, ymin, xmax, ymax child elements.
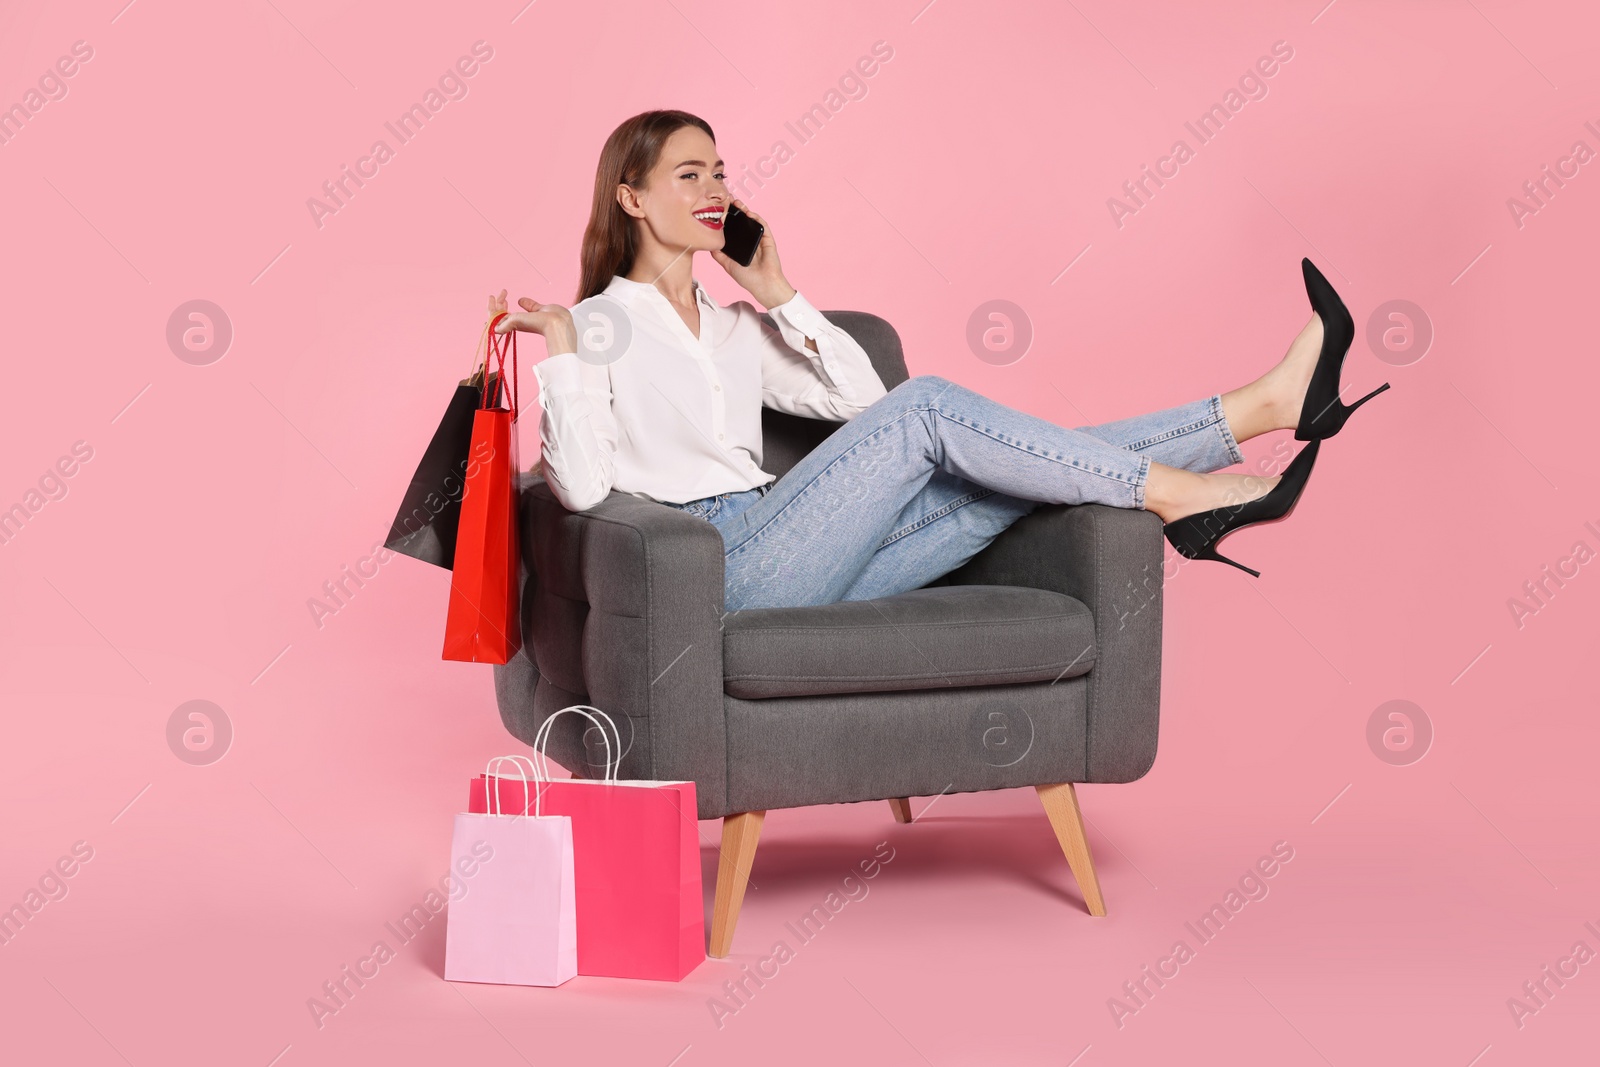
<box><xmin>2</xmin><ymin>0</ymin><xmax>1597</xmax><ymax>1064</ymax></box>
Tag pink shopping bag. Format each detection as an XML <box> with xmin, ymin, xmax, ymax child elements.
<box><xmin>469</xmin><ymin>706</ymin><xmax>705</xmax><ymax>982</ymax></box>
<box><xmin>445</xmin><ymin>756</ymin><xmax>576</xmax><ymax>987</ymax></box>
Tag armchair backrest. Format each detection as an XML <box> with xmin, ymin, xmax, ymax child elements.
<box><xmin>756</xmin><ymin>311</ymin><xmax>910</xmax><ymax>479</ymax></box>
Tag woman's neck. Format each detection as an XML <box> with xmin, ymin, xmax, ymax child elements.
<box><xmin>625</xmin><ymin>237</ymin><xmax>697</xmax><ymax>307</ymax></box>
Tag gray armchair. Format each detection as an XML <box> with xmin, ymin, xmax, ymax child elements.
<box><xmin>493</xmin><ymin>312</ymin><xmax>1165</xmax><ymax>957</ymax></box>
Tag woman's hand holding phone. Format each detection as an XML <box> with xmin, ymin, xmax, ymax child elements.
<box><xmin>487</xmin><ymin>289</ymin><xmax>578</xmax><ymax>357</ymax></box>
<box><xmin>711</xmin><ymin>199</ymin><xmax>797</xmax><ymax>310</ymax></box>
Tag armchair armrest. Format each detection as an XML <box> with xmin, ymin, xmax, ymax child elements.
<box><xmin>940</xmin><ymin>503</ymin><xmax>1165</xmax><ymax>783</ymax></box>
<box><xmin>494</xmin><ymin>475</ymin><xmax>732</xmax><ymax>817</ymax></box>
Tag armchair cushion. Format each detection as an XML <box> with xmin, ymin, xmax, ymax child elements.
<box><xmin>722</xmin><ymin>585</ymin><xmax>1095</xmax><ymax>699</ymax></box>
<box><xmin>941</xmin><ymin>502</ymin><xmax>1165</xmax><ymax>783</ymax></box>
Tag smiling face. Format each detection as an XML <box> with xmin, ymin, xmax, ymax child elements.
<box><xmin>617</xmin><ymin>124</ymin><xmax>729</xmax><ymax>255</ymax></box>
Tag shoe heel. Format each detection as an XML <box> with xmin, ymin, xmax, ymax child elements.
<box><xmin>1348</xmin><ymin>381</ymin><xmax>1391</xmax><ymax>415</ymax></box>
<box><xmin>1198</xmin><ymin>543</ymin><xmax>1261</xmax><ymax>578</ymax></box>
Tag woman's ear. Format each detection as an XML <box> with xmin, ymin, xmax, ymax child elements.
<box><xmin>616</xmin><ymin>183</ymin><xmax>647</xmax><ymax>219</ymax></box>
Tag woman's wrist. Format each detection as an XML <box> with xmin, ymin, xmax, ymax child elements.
<box><xmin>756</xmin><ymin>278</ymin><xmax>797</xmax><ymax>310</ymax></box>
<box><xmin>544</xmin><ymin>312</ymin><xmax>578</xmax><ymax>356</ymax></box>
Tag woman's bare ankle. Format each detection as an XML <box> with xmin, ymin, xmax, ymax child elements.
<box><xmin>1145</xmin><ymin>465</ymin><xmax>1280</xmax><ymax>523</ymax></box>
<box><xmin>1142</xmin><ymin>463</ymin><xmax>1190</xmax><ymax>523</ymax></box>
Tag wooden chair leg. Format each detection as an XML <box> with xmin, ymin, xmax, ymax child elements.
<box><xmin>709</xmin><ymin>810</ymin><xmax>766</xmax><ymax>958</ymax></box>
<box><xmin>1036</xmin><ymin>783</ymin><xmax>1106</xmax><ymax>916</ymax></box>
<box><xmin>887</xmin><ymin>797</ymin><xmax>914</xmax><ymax>823</ymax></box>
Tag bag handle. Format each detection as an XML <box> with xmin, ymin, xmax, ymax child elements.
<box><xmin>482</xmin><ymin>313</ymin><xmax>519</xmax><ymax>421</ymax></box>
<box><xmin>464</xmin><ymin>320</ymin><xmax>506</xmax><ymax>408</ymax></box>
<box><xmin>483</xmin><ymin>754</ymin><xmax>544</xmax><ymax>818</ymax></box>
<box><xmin>465</xmin><ymin>318</ymin><xmax>491</xmax><ymax>381</ymax></box>
<box><xmin>532</xmin><ymin>705</ymin><xmax>622</xmax><ymax>785</ymax></box>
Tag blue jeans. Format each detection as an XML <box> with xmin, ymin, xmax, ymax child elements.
<box><xmin>662</xmin><ymin>375</ymin><xmax>1244</xmax><ymax>611</ymax></box>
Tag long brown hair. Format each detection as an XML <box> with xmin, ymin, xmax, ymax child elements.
<box><xmin>576</xmin><ymin>109</ymin><xmax>715</xmax><ymax>303</ymax></box>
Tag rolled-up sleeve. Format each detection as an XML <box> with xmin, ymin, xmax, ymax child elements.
<box><xmin>530</xmin><ymin>351</ymin><xmax>617</xmax><ymax>512</ymax></box>
<box><xmin>757</xmin><ymin>291</ymin><xmax>889</xmax><ymax>421</ymax></box>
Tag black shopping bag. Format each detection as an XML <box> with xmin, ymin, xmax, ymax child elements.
<box><xmin>386</xmin><ymin>322</ymin><xmax>508</xmax><ymax>568</ymax></box>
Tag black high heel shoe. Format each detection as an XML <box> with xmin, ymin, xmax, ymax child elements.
<box><xmin>1162</xmin><ymin>439</ymin><xmax>1321</xmax><ymax>577</ymax></box>
<box><xmin>1295</xmin><ymin>258</ymin><xmax>1391</xmax><ymax>441</ymax></box>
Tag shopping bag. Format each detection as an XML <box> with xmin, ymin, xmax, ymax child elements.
<box><xmin>445</xmin><ymin>756</ymin><xmax>576</xmax><ymax>986</ymax></box>
<box><xmin>385</xmin><ymin>322</ymin><xmax>506</xmax><ymax>568</ymax></box>
<box><xmin>442</xmin><ymin>314</ymin><xmax>522</xmax><ymax>663</ymax></box>
<box><xmin>469</xmin><ymin>706</ymin><xmax>705</xmax><ymax>982</ymax></box>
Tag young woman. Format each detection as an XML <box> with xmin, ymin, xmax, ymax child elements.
<box><xmin>488</xmin><ymin>109</ymin><xmax>1389</xmax><ymax>612</ymax></box>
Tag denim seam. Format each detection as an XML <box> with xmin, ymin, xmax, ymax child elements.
<box><xmin>878</xmin><ymin>489</ymin><xmax>997</xmax><ymax>547</ymax></box>
<box><xmin>725</xmin><ymin>404</ymin><xmax>1142</xmax><ymax>558</ymax></box>
<box><xmin>1114</xmin><ymin>395</ymin><xmax>1242</xmax><ymax>470</ymax></box>
<box><xmin>725</xmin><ymin>408</ymin><xmax>929</xmax><ymax>556</ymax></box>
<box><xmin>673</xmin><ymin>494</ymin><xmax>725</xmax><ymax>520</ymax></box>
<box><xmin>927</xmin><ymin>408</ymin><xmax>1145</xmax><ymax>488</ymax></box>
<box><xmin>1210</xmin><ymin>393</ymin><xmax>1245</xmax><ymax>466</ymax></box>
<box><xmin>1119</xmin><ymin>418</ymin><xmax>1218</xmax><ymax>453</ymax></box>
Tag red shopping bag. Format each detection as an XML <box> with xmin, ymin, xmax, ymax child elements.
<box><xmin>444</xmin><ymin>757</ymin><xmax>576</xmax><ymax>987</ymax></box>
<box><xmin>469</xmin><ymin>706</ymin><xmax>705</xmax><ymax>982</ymax></box>
<box><xmin>443</xmin><ymin>313</ymin><xmax>521</xmax><ymax>664</ymax></box>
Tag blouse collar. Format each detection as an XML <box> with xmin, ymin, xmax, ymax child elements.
<box><xmin>605</xmin><ymin>273</ymin><xmax>718</xmax><ymax>312</ymax></box>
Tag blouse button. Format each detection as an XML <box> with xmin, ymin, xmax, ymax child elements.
<box><xmin>717</xmin><ymin>432</ymin><xmax>725</xmax><ymax>440</ymax></box>
<box><xmin>714</xmin><ymin>384</ymin><xmax>721</xmax><ymax>391</ymax></box>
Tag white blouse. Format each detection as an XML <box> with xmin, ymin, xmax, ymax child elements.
<box><xmin>527</xmin><ymin>273</ymin><xmax>890</xmax><ymax>512</ymax></box>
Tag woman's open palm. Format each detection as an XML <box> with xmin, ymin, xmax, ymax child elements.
<box><xmin>487</xmin><ymin>289</ymin><xmax>577</xmax><ymax>356</ymax></box>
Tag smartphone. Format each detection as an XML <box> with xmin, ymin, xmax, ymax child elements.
<box><xmin>721</xmin><ymin>203</ymin><xmax>765</xmax><ymax>267</ymax></box>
